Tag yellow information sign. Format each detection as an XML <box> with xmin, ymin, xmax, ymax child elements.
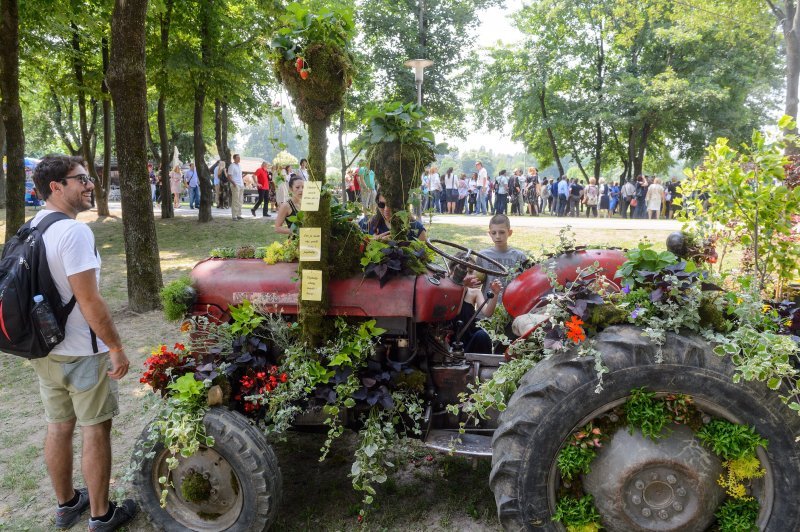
<box><xmin>301</xmin><ymin>269</ymin><xmax>323</xmax><ymax>301</ymax></box>
<box><xmin>300</xmin><ymin>181</ymin><xmax>321</xmax><ymax>211</ymax></box>
<box><xmin>299</xmin><ymin>227</ymin><xmax>322</xmax><ymax>262</ymax></box>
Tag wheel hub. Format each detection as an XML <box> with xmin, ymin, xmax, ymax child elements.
<box><xmin>583</xmin><ymin>424</ymin><xmax>725</xmax><ymax>531</ymax></box>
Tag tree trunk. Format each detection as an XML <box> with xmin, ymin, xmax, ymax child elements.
<box><xmin>157</xmin><ymin>1</ymin><xmax>174</xmax><ymax>219</ymax></box>
<box><xmin>70</xmin><ymin>21</ymin><xmax>99</xmax><ymax>186</ymax></box>
<box><xmin>632</xmin><ymin>123</ymin><xmax>650</xmax><ymax>178</ymax></box>
<box><xmin>537</xmin><ymin>87</ymin><xmax>565</xmax><ymax>176</ymax></box>
<box><xmin>0</xmin><ymin>119</ymin><xmax>6</xmax><ymax>209</ymax></box>
<box><xmin>196</xmin><ymin>0</ymin><xmax>213</xmax><ymax>223</ymax></box>
<box><xmin>146</xmin><ymin>122</ymin><xmax>160</xmax><ymax>164</ymax></box>
<box><xmin>299</xmin><ymin>117</ymin><xmax>332</xmax><ymax>347</ymax></box>
<box><xmin>784</xmin><ymin>8</ymin><xmax>800</xmax><ymax>153</ymax></box>
<box><xmin>0</xmin><ymin>0</ymin><xmax>25</xmax><ymax>238</ymax></box>
<box><xmin>338</xmin><ymin>110</ymin><xmax>347</xmax><ymax>203</ymax></box>
<box><xmin>195</xmin><ymin>83</ymin><xmax>213</xmax><ymax>222</ymax></box>
<box><xmin>96</xmin><ymin>35</ymin><xmax>111</xmax><ymax>217</ymax></box>
<box><xmin>593</xmin><ymin>122</ymin><xmax>602</xmax><ymax>181</ymax></box>
<box><xmin>108</xmin><ymin>0</ymin><xmax>163</xmax><ymax>312</ymax></box>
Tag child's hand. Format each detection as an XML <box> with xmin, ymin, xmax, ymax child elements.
<box><xmin>490</xmin><ymin>279</ymin><xmax>503</xmax><ymax>295</ymax></box>
<box><xmin>463</xmin><ymin>274</ymin><xmax>482</xmax><ymax>288</ymax></box>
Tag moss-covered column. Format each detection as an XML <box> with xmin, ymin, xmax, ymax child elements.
<box><xmin>300</xmin><ymin>117</ymin><xmax>332</xmax><ymax>347</ymax></box>
<box><xmin>275</xmin><ymin>34</ymin><xmax>352</xmax><ymax>347</ymax></box>
<box><xmin>370</xmin><ymin>141</ymin><xmax>433</xmax><ymax>239</ymax></box>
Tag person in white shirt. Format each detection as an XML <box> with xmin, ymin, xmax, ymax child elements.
<box><xmin>228</xmin><ymin>154</ymin><xmax>245</xmax><ymax>220</ymax></box>
<box><xmin>428</xmin><ymin>165</ymin><xmax>442</xmax><ymax>213</ymax></box>
<box><xmin>475</xmin><ymin>161</ymin><xmax>489</xmax><ymax>215</ymax></box>
<box><xmin>28</xmin><ymin>155</ymin><xmax>137</xmax><ymax>529</ymax></box>
<box><xmin>443</xmin><ymin>167</ymin><xmax>458</xmax><ymax>214</ymax></box>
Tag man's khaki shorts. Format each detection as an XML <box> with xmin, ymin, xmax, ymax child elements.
<box><xmin>30</xmin><ymin>352</ymin><xmax>119</xmax><ymax>426</ymax></box>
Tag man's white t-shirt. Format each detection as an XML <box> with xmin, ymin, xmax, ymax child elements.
<box><xmin>228</xmin><ymin>162</ymin><xmax>244</xmax><ymax>187</ymax></box>
<box><xmin>478</xmin><ymin>168</ymin><xmax>488</xmax><ymax>188</ymax></box>
<box><xmin>31</xmin><ymin>210</ymin><xmax>107</xmax><ymax>356</ymax></box>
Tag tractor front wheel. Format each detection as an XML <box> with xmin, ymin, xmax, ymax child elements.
<box><xmin>133</xmin><ymin>408</ymin><xmax>282</xmax><ymax>531</ymax></box>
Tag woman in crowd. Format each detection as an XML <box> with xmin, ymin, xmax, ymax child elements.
<box><xmin>608</xmin><ymin>180</ymin><xmax>620</xmax><ymax>216</ymax></box>
<box><xmin>298</xmin><ymin>158</ymin><xmax>310</xmax><ymax>181</ymax></box>
<box><xmin>646</xmin><ymin>177</ymin><xmax>666</xmax><ymax>219</ymax></box>
<box><xmin>598</xmin><ymin>177</ymin><xmax>610</xmax><ymax>217</ymax></box>
<box><xmin>540</xmin><ymin>178</ymin><xmax>551</xmax><ymax>214</ymax></box>
<box><xmin>457</xmin><ymin>173</ymin><xmax>469</xmax><ymax>214</ymax></box>
<box><xmin>169</xmin><ymin>164</ymin><xmax>183</xmax><ymax>209</ymax></box>
<box><xmin>274</xmin><ymin>175</ymin><xmax>304</xmax><ymax>235</ymax></box>
<box><xmin>584</xmin><ymin>177</ymin><xmax>599</xmax><ymax>217</ymax></box>
<box><xmin>526</xmin><ymin>170</ymin><xmax>539</xmax><ymax>216</ymax></box>
<box><xmin>467</xmin><ymin>172</ymin><xmax>478</xmax><ymax>215</ymax></box>
<box><xmin>443</xmin><ymin>167</ymin><xmax>458</xmax><ymax>214</ymax></box>
<box><xmin>633</xmin><ymin>175</ymin><xmax>649</xmax><ymax>219</ymax></box>
<box><xmin>428</xmin><ymin>165</ymin><xmax>442</xmax><ymax>213</ymax></box>
<box><xmin>360</xmin><ymin>193</ymin><xmax>427</xmax><ymax>241</ymax></box>
<box><xmin>345</xmin><ymin>170</ymin><xmax>356</xmax><ymax>202</ymax></box>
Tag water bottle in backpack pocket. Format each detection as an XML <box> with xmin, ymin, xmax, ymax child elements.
<box><xmin>31</xmin><ymin>295</ymin><xmax>65</xmax><ymax>348</ymax></box>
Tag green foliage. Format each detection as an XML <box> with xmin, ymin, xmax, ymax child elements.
<box><xmin>210</xmin><ymin>247</ymin><xmax>236</xmax><ymax>258</ymax></box>
<box><xmin>616</xmin><ymin>241</ymin><xmax>679</xmax><ymax>287</ymax></box>
<box><xmin>228</xmin><ymin>300</ymin><xmax>265</xmax><ymax>338</ymax></box>
<box><xmin>449</xmin><ymin>353</ymin><xmax>540</xmax><ymax>427</ymax></box>
<box><xmin>557</xmin><ymin>444</ymin><xmax>596</xmax><ymax>482</ymax></box>
<box><xmin>355</xmin><ymin>102</ymin><xmax>437</xmax><ymax>151</ymax></box>
<box><xmin>167</xmin><ymin>374</ymin><xmax>206</xmax><ymax>403</ymax></box>
<box><xmin>714</xmin><ymin>498</ymin><xmax>760</xmax><ymax>532</ymax></box>
<box><xmin>624</xmin><ymin>388</ymin><xmax>670</xmax><ymax>440</ymax></box>
<box><xmin>552</xmin><ymin>495</ymin><xmax>602</xmax><ymax>530</ymax></box>
<box><xmin>696</xmin><ymin>420</ymin><xmax>768</xmax><ymax>461</ymax></box>
<box><xmin>679</xmin><ymin>120</ymin><xmax>800</xmax><ymax>293</ymax></box>
<box><xmin>270</xmin><ymin>2</ymin><xmax>354</xmax><ymax>60</ymax></box>
<box><xmin>160</xmin><ymin>276</ymin><xmax>193</xmax><ymax>321</ymax></box>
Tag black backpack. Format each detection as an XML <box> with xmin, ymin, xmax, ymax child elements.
<box><xmin>0</xmin><ymin>212</ymin><xmax>76</xmax><ymax>359</ymax></box>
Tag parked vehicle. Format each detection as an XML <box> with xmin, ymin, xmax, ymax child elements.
<box><xmin>134</xmin><ymin>239</ymin><xmax>800</xmax><ymax>531</ymax></box>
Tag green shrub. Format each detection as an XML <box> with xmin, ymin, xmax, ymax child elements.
<box><xmin>696</xmin><ymin>420</ymin><xmax>768</xmax><ymax>460</ymax></box>
<box><xmin>552</xmin><ymin>495</ymin><xmax>601</xmax><ymax>530</ymax></box>
<box><xmin>625</xmin><ymin>387</ymin><xmax>669</xmax><ymax>440</ymax></box>
<box><xmin>715</xmin><ymin>498</ymin><xmax>759</xmax><ymax>532</ymax></box>
<box><xmin>557</xmin><ymin>444</ymin><xmax>596</xmax><ymax>481</ymax></box>
<box><xmin>160</xmin><ymin>276</ymin><xmax>193</xmax><ymax>321</ymax></box>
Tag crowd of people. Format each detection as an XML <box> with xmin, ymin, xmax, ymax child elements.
<box><xmin>411</xmin><ymin>163</ymin><xmax>684</xmax><ymax>220</ymax></box>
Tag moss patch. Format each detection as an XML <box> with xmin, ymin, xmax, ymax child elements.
<box><xmin>181</xmin><ymin>471</ymin><xmax>212</xmax><ymax>503</ymax></box>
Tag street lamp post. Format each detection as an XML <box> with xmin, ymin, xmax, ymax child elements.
<box><xmin>404</xmin><ymin>58</ymin><xmax>434</xmax><ymax>108</ymax></box>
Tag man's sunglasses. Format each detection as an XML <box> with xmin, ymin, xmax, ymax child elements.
<box><xmin>62</xmin><ymin>174</ymin><xmax>93</xmax><ymax>185</ymax></box>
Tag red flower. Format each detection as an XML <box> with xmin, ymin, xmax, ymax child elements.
<box><xmin>564</xmin><ymin>315</ymin><xmax>586</xmax><ymax>344</ymax></box>
<box><xmin>174</xmin><ymin>342</ymin><xmax>185</xmax><ymax>351</ymax></box>
<box><xmin>280</xmin><ymin>373</ymin><xmax>287</xmax><ymax>383</ymax></box>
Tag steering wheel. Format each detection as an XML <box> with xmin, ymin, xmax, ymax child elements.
<box><xmin>425</xmin><ymin>239</ymin><xmax>509</xmax><ymax>277</ymax></box>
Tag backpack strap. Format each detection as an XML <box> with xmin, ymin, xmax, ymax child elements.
<box><xmin>31</xmin><ymin>211</ymin><xmax>73</xmax><ymax>234</ymax></box>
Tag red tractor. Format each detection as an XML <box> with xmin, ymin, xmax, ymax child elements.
<box><xmin>133</xmin><ymin>239</ymin><xmax>800</xmax><ymax>531</ymax></box>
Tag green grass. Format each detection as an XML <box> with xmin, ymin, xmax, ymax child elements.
<box><xmin>0</xmin><ymin>445</ymin><xmax>44</xmax><ymax>493</ymax></box>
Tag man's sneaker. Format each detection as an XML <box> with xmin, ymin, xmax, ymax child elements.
<box><xmin>55</xmin><ymin>488</ymin><xmax>90</xmax><ymax>529</ymax></box>
<box><xmin>87</xmin><ymin>499</ymin><xmax>137</xmax><ymax>531</ymax></box>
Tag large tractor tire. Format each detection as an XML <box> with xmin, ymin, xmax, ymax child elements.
<box><xmin>490</xmin><ymin>325</ymin><xmax>800</xmax><ymax>531</ymax></box>
<box><xmin>134</xmin><ymin>408</ymin><xmax>282</xmax><ymax>531</ymax></box>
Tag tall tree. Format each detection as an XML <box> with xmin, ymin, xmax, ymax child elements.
<box><xmin>0</xmin><ymin>119</ymin><xmax>6</xmax><ymax>209</ymax></box>
<box><xmin>766</xmin><ymin>1</ymin><xmax>799</xmax><ymax>149</ymax></box>
<box><xmin>108</xmin><ymin>0</ymin><xmax>163</xmax><ymax>312</ymax></box>
<box><xmin>359</xmin><ymin>0</ymin><xmax>501</xmax><ymax>132</ymax></box>
<box><xmin>0</xmin><ymin>0</ymin><xmax>25</xmax><ymax>237</ymax></box>
<box><xmin>156</xmin><ymin>0</ymin><xmax>175</xmax><ymax>218</ymax></box>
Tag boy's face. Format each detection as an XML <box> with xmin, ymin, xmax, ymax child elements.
<box><xmin>488</xmin><ymin>223</ymin><xmax>512</xmax><ymax>250</ymax></box>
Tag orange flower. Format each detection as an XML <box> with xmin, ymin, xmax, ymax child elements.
<box><xmin>565</xmin><ymin>315</ymin><xmax>586</xmax><ymax>343</ymax></box>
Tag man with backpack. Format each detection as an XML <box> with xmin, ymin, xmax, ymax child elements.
<box><xmin>16</xmin><ymin>156</ymin><xmax>136</xmax><ymax>529</ymax></box>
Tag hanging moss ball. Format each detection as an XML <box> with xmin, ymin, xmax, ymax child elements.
<box><xmin>275</xmin><ymin>43</ymin><xmax>352</xmax><ymax>124</ymax></box>
<box><xmin>369</xmin><ymin>141</ymin><xmax>435</xmax><ymax>211</ymax></box>
<box><xmin>181</xmin><ymin>471</ymin><xmax>212</xmax><ymax>503</ymax></box>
